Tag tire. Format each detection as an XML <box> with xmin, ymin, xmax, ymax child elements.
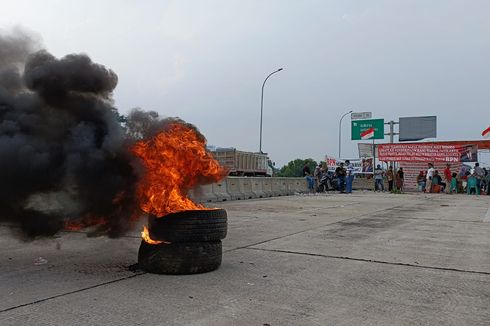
<box><xmin>138</xmin><ymin>240</ymin><xmax>222</xmax><ymax>275</ymax></box>
<box><xmin>148</xmin><ymin>209</ymin><xmax>227</xmax><ymax>242</ymax></box>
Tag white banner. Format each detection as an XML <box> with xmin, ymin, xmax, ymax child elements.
<box><xmin>325</xmin><ymin>156</ymin><xmax>374</xmax><ymax>174</ymax></box>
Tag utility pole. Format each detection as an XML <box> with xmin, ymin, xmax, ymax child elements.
<box><xmin>384</xmin><ymin>120</ymin><xmax>399</xmax><ymax>169</ymax></box>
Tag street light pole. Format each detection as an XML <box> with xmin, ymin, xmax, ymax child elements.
<box><xmin>338</xmin><ymin>110</ymin><xmax>353</xmax><ymax>159</ymax></box>
<box><xmin>259</xmin><ymin>68</ymin><xmax>283</xmax><ymax>153</ymax></box>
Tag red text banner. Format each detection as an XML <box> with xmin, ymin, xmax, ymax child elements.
<box><xmin>377</xmin><ymin>143</ymin><xmax>473</xmax><ymax>163</ymax></box>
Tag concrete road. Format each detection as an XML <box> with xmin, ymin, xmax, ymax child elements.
<box><xmin>1</xmin><ymin>192</ymin><xmax>489</xmax><ymax>325</ymax></box>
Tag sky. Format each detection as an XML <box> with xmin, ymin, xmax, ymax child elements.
<box><xmin>1</xmin><ymin>0</ymin><xmax>489</xmax><ymax>166</ymax></box>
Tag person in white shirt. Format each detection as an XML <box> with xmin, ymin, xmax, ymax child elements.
<box><xmin>426</xmin><ymin>163</ymin><xmax>435</xmax><ymax>193</ymax></box>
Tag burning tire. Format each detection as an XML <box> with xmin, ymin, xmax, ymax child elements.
<box><xmin>138</xmin><ymin>240</ymin><xmax>222</xmax><ymax>275</ymax></box>
<box><xmin>148</xmin><ymin>209</ymin><xmax>227</xmax><ymax>242</ymax></box>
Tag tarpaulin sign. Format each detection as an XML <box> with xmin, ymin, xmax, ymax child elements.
<box><xmin>325</xmin><ymin>156</ymin><xmax>374</xmax><ymax>174</ymax></box>
<box><xmin>378</xmin><ymin>143</ymin><xmax>478</xmax><ymax>163</ymax></box>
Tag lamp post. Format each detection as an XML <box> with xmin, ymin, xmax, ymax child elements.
<box><xmin>259</xmin><ymin>68</ymin><xmax>283</xmax><ymax>153</ymax></box>
<box><xmin>338</xmin><ymin>110</ymin><xmax>353</xmax><ymax>158</ymax></box>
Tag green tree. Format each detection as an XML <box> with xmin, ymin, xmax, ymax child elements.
<box><xmin>277</xmin><ymin>158</ymin><xmax>318</xmax><ymax>177</ymax></box>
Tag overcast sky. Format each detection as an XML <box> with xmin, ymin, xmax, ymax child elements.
<box><xmin>1</xmin><ymin>0</ymin><xmax>489</xmax><ymax>166</ymax></box>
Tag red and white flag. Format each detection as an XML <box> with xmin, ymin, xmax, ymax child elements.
<box><xmin>361</xmin><ymin>127</ymin><xmax>375</xmax><ymax>140</ymax></box>
<box><xmin>482</xmin><ymin>126</ymin><xmax>490</xmax><ymax>138</ymax></box>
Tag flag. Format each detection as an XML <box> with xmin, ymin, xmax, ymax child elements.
<box><xmin>482</xmin><ymin>126</ymin><xmax>490</xmax><ymax>138</ymax></box>
<box><xmin>361</xmin><ymin>127</ymin><xmax>375</xmax><ymax>140</ymax></box>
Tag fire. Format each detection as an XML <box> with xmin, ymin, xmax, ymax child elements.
<box><xmin>132</xmin><ymin>121</ymin><xmax>226</xmax><ymax>217</ymax></box>
<box><xmin>64</xmin><ymin>216</ymin><xmax>107</xmax><ymax>231</ymax></box>
<box><xmin>141</xmin><ymin>226</ymin><xmax>168</xmax><ymax>245</ymax></box>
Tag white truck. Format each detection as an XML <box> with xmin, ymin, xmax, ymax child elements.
<box><xmin>210</xmin><ymin>147</ymin><xmax>273</xmax><ymax>177</ymax></box>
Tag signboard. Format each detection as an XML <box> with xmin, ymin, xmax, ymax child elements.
<box><xmin>399</xmin><ymin>116</ymin><xmax>437</xmax><ymax>141</ymax></box>
<box><xmin>351</xmin><ymin>112</ymin><xmax>372</xmax><ymax>120</ymax></box>
<box><xmin>377</xmin><ymin>143</ymin><xmax>478</xmax><ymax>163</ymax></box>
<box><xmin>351</xmin><ymin>119</ymin><xmax>384</xmax><ymax>140</ymax></box>
<box><xmin>325</xmin><ymin>156</ymin><xmax>374</xmax><ymax>174</ymax></box>
<box><xmin>357</xmin><ymin>143</ymin><xmax>378</xmax><ymax>158</ymax></box>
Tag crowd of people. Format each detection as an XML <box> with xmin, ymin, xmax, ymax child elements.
<box><xmin>373</xmin><ymin>162</ymin><xmax>489</xmax><ymax>194</ymax></box>
<box><xmin>374</xmin><ymin>165</ymin><xmax>405</xmax><ymax>192</ymax></box>
<box><xmin>303</xmin><ymin>161</ymin><xmax>490</xmax><ymax>195</ymax></box>
<box><xmin>303</xmin><ymin>161</ymin><xmax>354</xmax><ymax>194</ymax></box>
<box><xmin>416</xmin><ymin>163</ymin><xmax>489</xmax><ymax>195</ymax></box>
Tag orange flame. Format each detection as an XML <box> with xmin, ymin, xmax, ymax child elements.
<box><xmin>141</xmin><ymin>226</ymin><xmax>169</xmax><ymax>245</ymax></box>
<box><xmin>64</xmin><ymin>216</ymin><xmax>107</xmax><ymax>231</ymax></box>
<box><xmin>132</xmin><ymin>122</ymin><xmax>226</xmax><ymax>217</ymax></box>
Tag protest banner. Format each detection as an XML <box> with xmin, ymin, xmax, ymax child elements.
<box><xmin>377</xmin><ymin>143</ymin><xmax>478</xmax><ymax>163</ymax></box>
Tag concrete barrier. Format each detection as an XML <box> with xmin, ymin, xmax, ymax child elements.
<box><xmin>238</xmin><ymin>177</ymin><xmax>255</xmax><ymax>199</ymax></box>
<box><xmin>226</xmin><ymin>177</ymin><xmax>244</xmax><ymax>200</ymax></box>
<box><xmin>285</xmin><ymin>178</ymin><xmax>298</xmax><ymax>195</ymax></box>
<box><xmin>289</xmin><ymin>178</ymin><xmax>308</xmax><ymax>194</ymax></box>
<box><xmin>271</xmin><ymin>178</ymin><xmax>283</xmax><ymax>196</ymax></box>
<box><xmin>262</xmin><ymin>178</ymin><xmax>273</xmax><ymax>197</ymax></box>
<box><xmin>279</xmin><ymin>178</ymin><xmax>289</xmax><ymax>195</ymax></box>
<box><xmin>190</xmin><ymin>177</ymin><xmax>311</xmax><ymax>203</ymax></box>
<box><xmin>212</xmin><ymin>180</ymin><xmax>231</xmax><ymax>201</ymax></box>
<box><xmin>190</xmin><ymin>184</ymin><xmax>216</xmax><ymax>203</ymax></box>
<box><xmin>251</xmin><ymin>178</ymin><xmax>266</xmax><ymax>198</ymax></box>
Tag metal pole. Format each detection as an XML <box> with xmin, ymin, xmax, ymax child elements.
<box><xmin>259</xmin><ymin>68</ymin><xmax>283</xmax><ymax>153</ymax></box>
<box><xmin>373</xmin><ymin>137</ymin><xmax>376</xmax><ymax>191</ymax></box>
<box><xmin>384</xmin><ymin>120</ymin><xmax>400</xmax><ymax>169</ymax></box>
<box><xmin>338</xmin><ymin>110</ymin><xmax>353</xmax><ymax>158</ymax></box>
<box><xmin>389</xmin><ymin>121</ymin><xmax>394</xmax><ymax>144</ymax></box>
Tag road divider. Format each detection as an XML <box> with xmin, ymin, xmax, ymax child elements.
<box><xmin>190</xmin><ymin>177</ymin><xmax>378</xmax><ymax>203</ymax></box>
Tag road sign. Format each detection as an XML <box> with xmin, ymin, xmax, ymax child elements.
<box><xmin>351</xmin><ymin>119</ymin><xmax>384</xmax><ymax>140</ymax></box>
<box><xmin>351</xmin><ymin>112</ymin><xmax>372</xmax><ymax>120</ymax></box>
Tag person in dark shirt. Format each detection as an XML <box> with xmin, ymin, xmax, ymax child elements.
<box><xmin>303</xmin><ymin>163</ymin><xmax>314</xmax><ymax>192</ymax></box>
<box><xmin>432</xmin><ymin>170</ymin><xmax>446</xmax><ymax>191</ymax></box>
<box><xmin>335</xmin><ymin>163</ymin><xmax>346</xmax><ymax>193</ymax></box>
<box><xmin>302</xmin><ymin>164</ymin><xmax>311</xmax><ymax>177</ymax></box>
<box><xmin>386</xmin><ymin>166</ymin><xmax>394</xmax><ymax>192</ymax></box>
<box><xmin>395</xmin><ymin>167</ymin><xmax>404</xmax><ymax>191</ymax></box>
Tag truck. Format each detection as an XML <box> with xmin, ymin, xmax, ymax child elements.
<box><xmin>209</xmin><ymin>147</ymin><xmax>274</xmax><ymax>177</ymax></box>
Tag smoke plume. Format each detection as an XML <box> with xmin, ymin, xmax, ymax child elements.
<box><xmin>0</xmin><ymin>29</ymin><xmax>186</xmax><ymax>239</ymax></box>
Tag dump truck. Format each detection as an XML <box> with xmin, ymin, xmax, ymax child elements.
<box><xmin>209</xmin><ymin>147</ymin><xmax>273</xmax><ymax>177</ymax></box>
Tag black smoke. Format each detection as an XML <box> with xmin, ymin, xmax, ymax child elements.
<box><xmin>0</xmin><ymin>30</ymin><xmax>142</xmax><ymax>239</ymax></box>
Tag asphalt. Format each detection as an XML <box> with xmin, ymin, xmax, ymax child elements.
<box><xmin>1</xmin><ymin>192</ymin><xmax>489</xmax><ymax>325</ymax></box>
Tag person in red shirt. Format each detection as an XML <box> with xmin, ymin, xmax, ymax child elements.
<box><xmin>444</xmin><ymin>164</ymin><xmax>452</xmax><ymax>194</ymax></box>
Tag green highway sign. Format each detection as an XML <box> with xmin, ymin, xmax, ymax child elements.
<box><xmin>351</xmin><ymin>119</ymin><xmax>385</xmax><ymax>140</ymax></box>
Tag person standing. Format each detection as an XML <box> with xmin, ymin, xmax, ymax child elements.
<box><xmin>474</xmin><ymin>163</ymin><xmax>485</xmax><ymax>192</ymax></box>
<box><xmin>396</xmin><ymin>167</ymin><xmax>404</xmax><ymax>191</ymax></box>
<box><xmin>303</xmin><ymin>163</ymin><xmax>314</xmax><ymax>192</ymax></box>
<box><xmin>335</xmin><ymin>162</ymin><xmax>346</xmax><ymax>193</ymax></box>
<box><xmin>443</xmin><ymin>164</ymin><xmax>452</xmax><ymax>194</ymax></box>
<box><xmin>314</xmin><ymin>163</ymin><xmax>323</xmax><ymax>192</ymax></box>
<box><xmin>345</xmin><ymin>160</ymin><xmax>354</xmax><ymax>194</ymax></box>
<box><xmin>416</xmin><ymin>171</ymin><xmax>426</xmax><ymax>192</ymax></box>
<box><xmin>374</xmin><ymin>164</ymin><xmax>384</xmax><ymax>192</ymax></box>
<box><xmin>449</xmin><ymin>172</ymin><xmax>458</xmax><ymax>194</ymax></box>
<box><xmin>484</xmin><ymin>169</ymin><xmax>490</xmax><ymax>195</ymax></box>
<box><xmin>426</xmin><ymin>163</ymin><xmax>435</xmax><ymax>193</ymax></box>
<box><xmin>386</xmin><ymin>166</ymin><xmax>394</xmax><ymax>192</ymax></box>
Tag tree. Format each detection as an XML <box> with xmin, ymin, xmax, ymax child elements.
<box><xmin>277</xmin><ymin>158</ymin><xmax>318</xmax><ymax>177</ymax></box>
